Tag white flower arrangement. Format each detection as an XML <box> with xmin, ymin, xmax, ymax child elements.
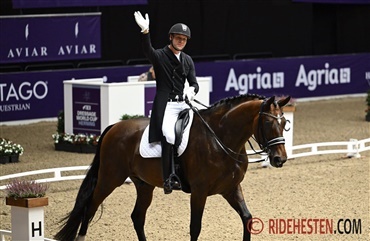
<box><xmin>0</xmin><ymin>138</ymin><xmax>24</xmax><ymax>156</ymax></box>
<box><xmin>52</xmin><ymin>133</ymin><xmax>100</xmax><ymax>146</ymax></box>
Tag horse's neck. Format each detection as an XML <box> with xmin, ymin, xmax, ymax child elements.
<box><xmin>219</xmin><ymin>101</ymin><xmax>260</xmax><ymax>147</ymax></box>
<box><xmin>201</xmin><ymin>96</ymin><xmax>259</xmax><ymax>123</ymax></box>
<box><xmin>198</xmin><ymin>97</ymin><xmax>262</xmax><ymax>150</ymax></box>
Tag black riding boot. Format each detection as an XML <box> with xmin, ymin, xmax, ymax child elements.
<box><xmin>161</xmin><ymin>139</ymin><xmax>181</xmax><ymax>194</ymax></box>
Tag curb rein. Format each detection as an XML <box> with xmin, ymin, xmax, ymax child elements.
<box><xmin>186</xmin><ymin>98</ymin><xmax>286</xmax><ymax>164</ymax></box>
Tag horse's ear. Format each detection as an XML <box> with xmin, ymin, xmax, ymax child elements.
<box><xmin>263</xmin><ymin>96</ymin><xmax>275</xmax><ymax>110</ymax></box>
<box><xmin>278</xmin><ymin>96</ymin><xmax>291</xmax><ymax>107</ymax></box>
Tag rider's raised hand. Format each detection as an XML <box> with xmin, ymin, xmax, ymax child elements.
<box><xmin>134</xmin><ymin>11</ymin><xmax>149</xmax><ymax>33</ymax></box>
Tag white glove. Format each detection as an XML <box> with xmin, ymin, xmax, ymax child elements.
<box><xmin>134</xmin><ymin>11</ymin><xmax>149</xmax><ymax>33</ymax></box>
<box><xmin>184</xmin><ymin>86</ymin><xmax>196</xmax><ymax>101</ymax></box>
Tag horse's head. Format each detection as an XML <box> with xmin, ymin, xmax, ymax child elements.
<box><xmin>253</xmin><ymin>96</ymin><xmax>291</xmax><ymax>168</ymax></box>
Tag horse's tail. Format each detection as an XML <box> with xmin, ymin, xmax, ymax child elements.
<box><xmin>55</xmin><ymin>124</ymin><xmax>115</xmax><ymax>241</ymax></box>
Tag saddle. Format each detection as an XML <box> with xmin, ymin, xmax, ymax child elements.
<box><xmin>139</xmin><ymin>109</ymin><xmax>194</xmax><ymax>158</ymax></box>
<box><xmin>174</xmin><ymin>109</ymin><xmax>190</xmax><ymax>150</ymax></box>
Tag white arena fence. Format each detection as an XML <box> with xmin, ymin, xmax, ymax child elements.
<box><xmin>289</xmin><ymin>138</ymin><xmax>369</xmax><ymax>159</ymax></box>
<box><xmin>0</xmin><ymin>138</ymin><xmax>369</xmax><ymax>240</ymax></box>
<box><xmin>0</xmin><ymin>166</ymin><xmax>133</xmax><ymax>190</ymax></box>
<box><xmin>247</xmin><ymin>138</ymin><xmax>369</xmax><ymax>162</ymax></box>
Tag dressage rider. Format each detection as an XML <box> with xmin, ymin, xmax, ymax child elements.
<box><xmin>134</xmin><ymin>11</ymin><xmax>199</xmax><ymax>194</ymax></box>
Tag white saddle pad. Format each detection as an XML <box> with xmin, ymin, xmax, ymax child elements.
<box><xmin>140</xmin><ymin>110</ymin><xmax>194</xmax><ymax>158</ymax></box>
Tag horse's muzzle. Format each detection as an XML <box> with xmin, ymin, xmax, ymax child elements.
<box><xmin>271</xmin><ymin>156</ymin><xmax>287</xmax><ymax>168</ymax></box>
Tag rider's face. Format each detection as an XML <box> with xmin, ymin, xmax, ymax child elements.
<box><xmin>171</xmin><ymin>34</ymin><xmax>188</xmax><ymax>51</ymax></box>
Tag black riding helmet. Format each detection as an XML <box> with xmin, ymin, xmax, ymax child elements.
<box><xmin>168</xmin><ymin>23</ymin><xmax>191</xmax><ymax>39</ymax></box>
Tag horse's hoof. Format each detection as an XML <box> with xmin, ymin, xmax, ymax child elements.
<box><xmin>164</xmin><ymin>188</ymin><xmax>173</xmax><ymax>194</ymax></box>
<box><xmin>75</xmin><ymin>235</ymin><xmax>86</xmax><ymax>241</ymax></box>
<box><xmin>164</xmin><ymin>186</ymin><xmax>173</xmax><ymax>194</ymax></box>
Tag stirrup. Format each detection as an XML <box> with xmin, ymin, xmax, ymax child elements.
<box><xmin>163</xmin><ymin>174</ymin><xmax>182</xmax><ymax>194</ymax></box>
<box><xmin>169</xmin><ymin>173</ymin><xmax>182</xmax><ymax>190</ymax></box>
<box><xmin>163</xmin><ymin>179</ymin><xmax>173</xmax><ymax>194</ymax></box>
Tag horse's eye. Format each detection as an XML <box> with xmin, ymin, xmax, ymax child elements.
<box><xmin>264</xmin><ymin>120</ymin><xmax>273</xmax><ymax>126</ymax></box>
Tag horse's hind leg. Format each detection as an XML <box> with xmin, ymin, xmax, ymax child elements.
<box><xmin>77</xmin><ymin>173</ymin><xmax>127</xmax><ymax>240</ymax></box>
<box><xmin>131</xmin><ymin>177</ymin><xmax>155</xmax><ymax>241</ymax></box>
<box><xmin>222</xmin><ymin>184</ymin><xmax>252</xmax><ymax>241</ymax></box>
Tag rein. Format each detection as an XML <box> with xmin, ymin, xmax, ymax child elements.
<box><xmin>193</xmin><ymin>99</ymin><xmax>210</xmax><ymax>109</ymax></box>
<box><xmin>186</xmin><ymin>98</ymin><xmax>284</xmax><ymax>164</ymax></box>
<box><xmin>186</xmin><ymin>99</ymin><xmax>247</xmax><ymax>163</ymax></box>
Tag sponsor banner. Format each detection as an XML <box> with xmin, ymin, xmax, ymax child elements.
<box><xmin>1</xmin><ymin>54</ymin><xmax>369</xmax><ymax>123</ymax></box>
<box><xmin>0</xmin><ymin>13</ymin><xmax>101</xmax><ymax>64</ymax></box>
<box><xmin>72</xmin><ymin>86</ymin><xmax>101</xmax><ymax>135</ymax></box>
<box><xmin>0</xmin><ymin>65</ymin><xmax>149</xmax><ymax>123</ymax></box>
<box><xmin>12</xmin><ymin>0</ymin><xmax>147</xmax><ymax>8</ymax></box>
<box><xmin>195</xmin><ymin>53</ymin><xmax>370</xmax><ymax>100</ymax></box>
<box><xmin>293</xmin><ymin>0</ymin><xmax>370</xmax><ymax>4</ymax></box>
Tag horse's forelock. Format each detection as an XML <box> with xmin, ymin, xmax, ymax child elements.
<box><xmin>273</xmin><ymin>100</ymin><xmax>278</xmax><ymax>108</ymax></box>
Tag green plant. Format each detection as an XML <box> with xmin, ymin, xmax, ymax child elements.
<box><xmin>366</xmin><ymin>90</ymin><xmax>370</xmax><ymax>121</ymax></box>
<box><xmin>57</xmin><ymin>110</ymin><xmax>65</xmax><ymax>133</ymax></box>
<box><xmin>4</xmin><ymin>179</ymin><xmax>48</xmax><ymax>199</ymax></box>
<box><xmin>0</xmin><ymin>138</ymin><xmax>24</xmax><ymax>156</ymax></box>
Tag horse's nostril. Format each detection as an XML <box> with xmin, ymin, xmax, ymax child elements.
<box><xmin>274</xmin><ymin>156</ymin><xmax>281</xmax><ymax>164</ymax></box>
<box><xmin>273</xmin><ymin>156</ymin><xmax>286</xmax><ymax>167</ymax></box>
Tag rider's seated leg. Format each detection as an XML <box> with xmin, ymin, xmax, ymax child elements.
<box><xmin>161</xmin><ymin>138</ymin><xmax>181</xmax><ymax>194</ymax></box>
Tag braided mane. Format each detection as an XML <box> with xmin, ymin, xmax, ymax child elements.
<box><xmin>199</xmin><ymin>93</ymin><xmax>266</xmax><ymax>114</ymax></box>
<box><xmin>209</xmin><ymin>93</ymin><xmax>265</xmax><ymax>108</ymax></box>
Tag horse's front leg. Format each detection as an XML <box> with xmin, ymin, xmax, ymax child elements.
<box><xmin>189</xmin><ymin>192</ymin><xmax>208</xmax><ymax>241</ymax></box>
<box><xmin>222</xmin><ymin>184</ymin><xmax>252</xmax><ymax>241</ymax></box>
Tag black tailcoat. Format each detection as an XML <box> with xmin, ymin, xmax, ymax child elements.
<box><xmin>141</xmin><ymin>33</ymin><xmax>199</xmax><ymax>143</ymax></box>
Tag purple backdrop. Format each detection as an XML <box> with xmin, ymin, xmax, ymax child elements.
<box><xmin>293</xmin><ymin>0</ymin><xmax>370</xmax><ymax>3</ymax></box>
<box><xmin>0</xmin><ymin>14</ymin><xmax>101</xmax><ymax>64</ymax></box>
<box><xmin>0</xmin><ymin>65</ymin><xmax>149</xmax><ymax>123</ymax></box>
<box><xmin>195</xmin><ymin>53</ymin><xmax>370</xmax><ymax>99</ymax></box>
<box><xmin>12</xmin><ymin>0</ymin><xmax>147</xmax><ymax>8</ymax></box>
<box><xmin>1</xmin><ymin>53</ymin><xmax>369</xmax><ymax>123</ymax></box>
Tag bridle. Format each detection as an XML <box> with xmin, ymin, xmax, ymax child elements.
<box><xmin>254</xmin><ymin>100</ymin><xmax>286</xmax><ymax>152</ymax></box>
<box><xmin>187</xmin><ymin>98</ymin><xmax>286</xmax><ymax>164</ymax></box>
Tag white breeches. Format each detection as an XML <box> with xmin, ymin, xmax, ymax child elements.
<box><xmin>162</xmin><ymin>101</ymin><xmax>188</xmax><ymax>144</ymax></box>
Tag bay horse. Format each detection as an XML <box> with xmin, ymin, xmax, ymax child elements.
<box><xmin>55</xmin><ymin>94</ymin><xmax>291</xmax><ymax>241</ymax></box>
